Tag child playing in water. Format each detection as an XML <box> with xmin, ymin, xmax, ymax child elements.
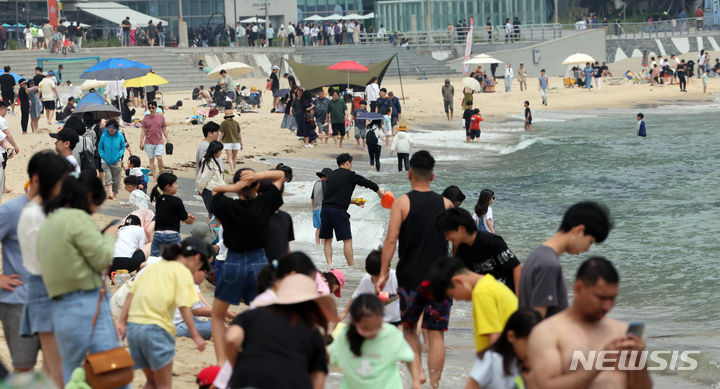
<box><xmin>469</xmin><ymin>109</ymin><xmax>483</xmax><ymax>141</ymax></box>
<box><xmin>466</xmin><ymin>309</ymin><xmax>542</xmax><ymax>389</ymax></box>
<box><xmin>637</xmin><ymin>113</ymin><xmax>646</xmax><ymax>137</ymax></box>
<box><xmin>524</xmin><ymin>101</ymin><xmax>532</xmax><ymax>132</ymax></box>
<box><xmin>329</xmin><ymin>294</ymin><xmax>422</xmax><ymax>389</ymax></box>
<box><xmin>338</xmin><ymin>249</ymin><xmax>400</xmax><ymax>325</ymax></box>
<box><xmin>150</xmin><ymin>172</ymin><xmax>196</xmax><ymax>256</ymax></box>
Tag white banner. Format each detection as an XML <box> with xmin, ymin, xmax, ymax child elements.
<box><xmin>463</xmin><ymin>17</ymin><xmax>474</xmax><ymax>75</ymax></box>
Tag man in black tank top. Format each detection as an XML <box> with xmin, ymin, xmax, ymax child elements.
<box><xmin>377</xmin><ymin>150</ymin><xmax>452</xmax><ymax>388</ymax></box>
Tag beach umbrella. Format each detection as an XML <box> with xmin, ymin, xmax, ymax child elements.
<box><xmin>303</xmin><ymin>14</ymin><xmax>324</xmax><ymax>21</ymax></box>
<box><xmin>80</xmin><ymin>79</ymin><xmax>108</xmax><ymax>90</ymax></box>
<box><xmin>462</xmin><ymin>77</ymin><xmax>482</xmax><ymax>92</ymax></box>
<box><xmin>72</xmin><ymin>103</ymin><xmax>120</xmax><ymax>119</ymax></box>
<box><xmin>356</xmin><ymin>111</ymin><xmax>384</xmax><ymax>120</ymax></box>
<box><xmin>80</xmin><ymin>58</ymin><xmax>152</xmax><ymax>81</ymax></box>
<box><xmin>342</xmin><ymin>13</ymin><xmax>363</xmax><ymax>20</ymax></box>
<box><xmin>123</xmin><ymin>73</ymin><xmax>168</xmax><ymax>88</ymax></box>
<box><xmin>322</xmin><ymin>13</ymin><xmax>343</xmax><ymax>20</ymax></box>
<box><xmin>207</xmin><ymin>62</ymin><xmax>254</xmax><ymax>79</ymax></box>
<box><xmin>561</xmin><ymin>53</ymin><xmax>596</xmax><ymax>65</ymax></box>
<box><xmin>327</xmin><ymin>61</ymin><xmax>369</xmax><ymax>89</ymax></box>
<box><xmin>0</xmin><ymin>71</ymin><xmax>23</xmax><ymax>83</ymax></box>
<box><xmin>239</xmin><ymin>17</ymin><xmax>265</xmax><ymax>23</ymax></box>
<box><xmin>360</xmin><ymin>12</ymin><xmax>375</xmax><ymax>19</ymax></box>
<box><xmin>464</xmin><ymin>54</ymin><xmax>503</xmax><ymax>65</ymax></box>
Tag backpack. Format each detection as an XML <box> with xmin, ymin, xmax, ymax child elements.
<box><xmin>78</xmin><ymin>134</ymin><xmax>96</xmax><ymax>173</ymax></box>
<box><xmin>366</xmin><ymin>127</ymin><xmax>378</xmax><ymax>146</ymax></box>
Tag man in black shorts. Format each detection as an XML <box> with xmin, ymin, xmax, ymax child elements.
<box><xmin>320</xmin><ymin>153</ymin><xmax>383</xmax><ymax>266</ymax></box>
<box><xmin>0</xmin><ymin>66</ymin><xmax>16</xmax><ymax>114</ymax></box>
<box><xmin>377</xmin><ymin>150</ymin><xmax>453</xmax><ymax>388</ymax></box>
<box><xmin>326</xmin><ymin>90</ymin><xmax>347</xmax><ymax>147</ymax></box>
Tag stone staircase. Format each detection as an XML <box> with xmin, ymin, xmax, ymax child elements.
<box><xmin>294</xmin><ymin>44</ymin><xmax>460</xmax><ymax>77</ymax></box>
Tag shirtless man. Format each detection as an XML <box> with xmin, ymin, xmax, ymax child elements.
<box><xmin>528</xmin><ymin>257</ymin><xmax>652</xmax><ymax>389</ymax></box>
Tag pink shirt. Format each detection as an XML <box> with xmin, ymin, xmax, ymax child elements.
<box><xmin>142</xmin><ymin>114</ymin><xmax>166</xmax><ymax>145</ymax></box>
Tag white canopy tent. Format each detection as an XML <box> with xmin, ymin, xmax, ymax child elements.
<box><xmin>239</xmin><ymin>17</ymin><xmax>266</xmax><ymax>23</ymax></box>
<box><xmin>303</xmin><ymin>14</ymin><xmax>324</xmax><ymax>21</ymax></box>
<box><xmin>74</xmin><ymin>2</ymin><xmax>167</xmax><ymax>27</ymax></box>
<box><xmin>360</xmin><ymin>12</ymin><xmax>375</xmax><ymax>19</ymax></box>
<box><xmin>322</xmin><ymin>13</ymin><xmax>343</xmax><ymax>20</ymax></box>
<box><xmin>342</xmin><ymin>13</ymin><xmax>363</xmax><ymax>20</ymax></box>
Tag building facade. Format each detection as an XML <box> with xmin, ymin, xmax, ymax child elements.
<box><xmin>374</xmin><ymin>0</ymin><xmax>548</xmax><ymax>32</ymax></box>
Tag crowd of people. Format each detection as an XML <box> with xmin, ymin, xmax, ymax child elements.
<box><xmin>15</xmin><ymin>20</ymin><xmax>86</xmax><ymax>53</ymax></box>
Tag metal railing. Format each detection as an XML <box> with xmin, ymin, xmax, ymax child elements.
<box><xmin>605</xmin><ymin>18</ymin><xmax>717</xmax><ymax>39</ymax></box>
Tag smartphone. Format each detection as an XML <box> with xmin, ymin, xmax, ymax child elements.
<box><xmin>101</xmin><ymin>219</ymin><xmax>122</xmax><ymax>233</ymax></box>
<box><xmin>627</xmin><ymin>322</ymin><xmax>645</xmax><ymax>337</ymax></box>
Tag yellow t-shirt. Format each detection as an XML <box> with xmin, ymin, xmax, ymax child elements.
<box><xmin>128</xmin><ymin>260</ymin><xmax>198</xmax><ymax>335</ymax></box>
<box><xmin>472</xmin><ymin>274</ymin><xmax>518</xmax><ymax>351</ymax></box>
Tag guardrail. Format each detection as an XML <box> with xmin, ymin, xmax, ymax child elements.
<box><xmin>605</xmin><ymin>18</ymin><xmax>717</xmax><ymax>39</ymax></box>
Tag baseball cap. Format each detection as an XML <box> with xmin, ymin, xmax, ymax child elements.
<box><xmin>316</xmin><ymin>167</ymin><xmax>333</xmax><ymax>178</ymax></box>
<box><xmin>49</xmin><ymin>127</ymin><xmax>79</xmax><ymax>145</ymax></box>
<box><xmin>196</xmin><ymin>365</ymin><xmax>220</xmax><ymax>386</ymax></box>
<box><xmin>191</xmin><ymin>223</ymin><xmax>218</xmax><ymax>245</ymax></box>
<box><xmin>272</xmin><ymin>65</ymin><xmax>280</xmax><ymax>70</ymax></box>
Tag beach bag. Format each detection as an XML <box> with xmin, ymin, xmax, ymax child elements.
<box><xmin>82</xmin><ymin>282</ymin><xmax>134</xmax><ymax>389</ymax></box>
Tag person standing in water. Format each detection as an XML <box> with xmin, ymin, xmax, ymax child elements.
<box><xmin>636</xmin><ymin>113</ymin><xmax>646</xmax><ymax>137</ymax></box>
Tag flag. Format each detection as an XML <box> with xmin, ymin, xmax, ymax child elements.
<box><xmin>48</xmin><ymin>0</ymin><xmax>58</xmax><ymax>27</ymax></box>
<box><xmin>463</xmin><ymin>17</ymin><xmax>474</xmax><ymax>75</ymax></box>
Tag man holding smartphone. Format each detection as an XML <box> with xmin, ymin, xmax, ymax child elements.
<box><xmin>527</xmin><ymin>257</ymin><xmax>652</xmax><ymax>389</ymax></box>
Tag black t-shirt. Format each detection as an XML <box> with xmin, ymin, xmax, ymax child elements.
<box><xmin>524</xmin><ymin>107</ymin><xmax>531</xmax><ymax>121</ymax></box>
<box><xmin>154</xmin><ymin>195</ymin><xmax>189</xmax><ymax>232</ymax></box>
<box><xmin>0</xmin><ymin>74</ymin><xmax>15</xmax><ymax>92</ymax></box>
<box><xmin>376</xmin><ymin>97</ymin><xmax>391</xmax><ymax>115</ymax></box>
<box><xmin>463</xmin><ymin>108</ymin><xmax>474</xmax><ymax>131</ymax></box>
<box><xmin>32</xmin><ymin>74</ymin><xmax>44</xmax><ymax>86</ymax></box>
<box><xmin>455</xmin><ymin>232</ymin><xmax>521</xmax><ymax>292</ymax></box>
<box><xmin>122</xmin><ymin>20</ymin><xmax>131</xmax><ymax>32</ymax></box>
<box><xmin>270</xmin><ymin>72</ymin><xmax>279</xmax><ymax>91</ymax></box>
<box><xmin>228</xmin><ymin>307</ymin><xmax>327</xmax><ymax>389</ymax></box>
<box><xmin>264</xmin><ymin>210</ymin><xmax>294</xmax><ymax>261</ymax></box>
<box><xmin>321</xmin><ymin>168</ymin><xmax>379</xmax><ymax>210</ymax></box>
<box><xmin>211</xmin><ymin>185</ymin><xmax>283</xmax><ymax>252</ymax></box>
<box><xmin>677</xmin><ymin>64</ymin><xmax>686</xmax><ymax>75</ymax></box>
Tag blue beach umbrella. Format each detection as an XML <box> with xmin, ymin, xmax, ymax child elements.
<box><xmin>356</xmin><ymin>111</ymin><xmax>384</xmax><ymax>120</ymax></box>
<box><xmin>76</xmin><ymin>92</ymin><xmax>107</xmax><ymax>109</ymax></box>
<box><xmin>0</xmin><ymin>71</ymin><xmax>23</xmax><ymax>83</ymax></box>
<box><xmin>80</xmin><ymin>58</ymin><xmax>151</xmax><ymax>81</ymax></box>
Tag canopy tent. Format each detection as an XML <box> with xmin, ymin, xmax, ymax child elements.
<box><xmin>239</xmin><ymin>17</ymin><xmax>266</xmax><ymax>23</ymax></box>
<box><xmin>342</xmin><ymin>13</ymin><xmax>364</xmax><ymax>20</ymax></box>
<box><xmin>74</xmin><ymin>2</ymin><xmax>167</xmax><ymax>27</ymax></box>
<box><xmin>303</xmin><ymin>14</ymin><xmax>324</xmax><ymax>21</ymax></box>
<box><xmin>361</xmin><ymin>12</ymin><xmax>375</xmax><ymax>19</ymax></box>
<box><xmin>322</xmin><ymin>13</ymin><xmax>343</xmax><ymax>20</ymax></box>
<box><xmin>285</xmin><ymin>55</ymin><xmax>395</xmax><ymax>92</ymax></box>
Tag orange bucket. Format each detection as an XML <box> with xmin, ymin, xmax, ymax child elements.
<box><xmin>381</xmin><ymin>191</ymin><xmax>395</xmax><ymax>209</ymax></box>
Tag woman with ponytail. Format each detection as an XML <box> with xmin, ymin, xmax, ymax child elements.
<box><xmin>329</xmin><ymin>294</ymin><xmax>421</xmax><ymax>389</ymax></box>
<box><xmin>150</xmin><ymin>172</ymin><xmax>196</xmax><ymax>256</ymax></box>
<box><xmin>195</xmin><ymin>140</ymin><xmax>225</xmax><ymax>214</ymax></box>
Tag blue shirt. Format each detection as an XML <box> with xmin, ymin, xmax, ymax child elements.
<box><xmin>98</xmin><ymin>129</ymin><xmax>127</xmax><ymax>165</ymax></box>
<box><xmin>0</xmin><ymin>195</ymin><xmax>31</xmax><ymax>304</ymax></box>
<box><xmin>539</xmin><ymin>75</ymin><xmax>548</xmax><ymax>90</ymax></box>
<box><xmin>390</xmin><ymin>96</ymin><xmax>402</xmax><ymax>117</ymax></box>
<box><xmin>583</xmin><ymin>67</ymin><xmax>594</xmax><ymax>79</ymax></box>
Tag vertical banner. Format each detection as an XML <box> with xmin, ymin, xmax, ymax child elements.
<box><xmin>48</xmin><ymin>0</ymin><xmax>58</xmax><ymax>27</ymax></box>
<box><xmin>463</xmin><ymin>17</ymin><xmax>474</xmax><ymax>75</ymax></box>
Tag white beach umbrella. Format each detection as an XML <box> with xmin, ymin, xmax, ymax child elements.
<box><xmin>322</xmin><ymin>13</ymin><xmax>343</xmax><ymax>20</ymax></box>
<box><xmin>239</xmin><ymin>17</ymin><xmax>266</xmax><ymax>23</ymax></box>
<box><xmin>462</xmin><ymin>77</ymin><xmax>482</xmax><ymax>92</ymax></box>
<box><xmin>342</xmin><ymin>13</ymin><xmax>363</xmax><ymax>20</ymax></box>
<box><xmin>304</xmin><ymin>14</ymin><xmax>324</xmax><ymax>21</ymax></box>
<box><xmin>207</xmin><ymin>62</ymin><xmax>254</xmax><ymax>79</ymax></box>
<box><xmin>561</xmin><ymin>53</ymin><xmax>596</xmax><ymax>65</ymax></box>
<box><xmin>80</xmin><ymin>79</ymin><xmax>108</xmax><ymax>90</ymax></box>
<box><xmin>361</xmin><ymin>12</ymin><xmax>375</xmax><ymax>19</ymax></box>
<box><xmin>464</xmin><ymin>53</ymin><xmax>504</xmax><ymax>65</ymax></box>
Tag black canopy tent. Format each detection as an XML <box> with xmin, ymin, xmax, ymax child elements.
<box><xmin>284</xmin><ymin>55</ymin><xmax>396</xmax><ymax>92</ymax></box>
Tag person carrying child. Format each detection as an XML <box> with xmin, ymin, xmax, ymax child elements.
<box><xmin>469</xmin><ymin>109</ymin><xmax>483</xmax><ymax>141</ymax></box>
<box><xmin>329</xmin><ymin>294</ymin><xmax>422</xmax><ymax>389</ymax></box>
<box><xmin>118</xmin><ymin>237</ymin><xmax>211</xmax><ymax>388</ymax></box>
<box><xmin>150</xmin><ymin>172</ymin><xmax>196</xmax><ymax>256</ymax></box>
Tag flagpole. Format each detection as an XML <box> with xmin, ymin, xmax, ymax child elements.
<box><xmin>395</xmin><ymin>53</ymin><xmax>405</xmax><ymax>101</ymax></box>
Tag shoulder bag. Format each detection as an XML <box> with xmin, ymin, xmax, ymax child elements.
<box><xmin>82</xmin><ymin>279</ymin><xmax>134</xmax><ymax>389</ymax></box>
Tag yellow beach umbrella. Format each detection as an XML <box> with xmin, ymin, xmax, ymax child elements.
<box><xmin>123</xmin><ymin>73</ymin><xmax>168</xmax><ymax>88</ymax></box>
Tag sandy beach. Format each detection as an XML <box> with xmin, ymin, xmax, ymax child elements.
<box><xmin>0</xmin><ymin>52</ymin><xmax>718</xmax><ymax>387</ymax></box>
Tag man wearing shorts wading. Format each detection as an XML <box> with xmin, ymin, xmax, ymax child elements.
<box><xmin>139</xmin><ymin>101</ymin><xmax>169</xmax><ymax>178</ymax></box>
<box><xmin>327</xmin><ymin>90</ymin><xmax>347</xmax><ymax>148</ymax></box>
<box><xmin>320</xmin><ymin>153</ymin><xmax>383</xmax><ymax>266</ymax></box>
<box><xmin>441</xmin><ymin>79</ymin><xmax>454</xmax><ymax>120</ymax></box>
<box><xmin>377</xmin><ymin>150</ymin><xmax>454</xmax><ymax>388</ymax></box>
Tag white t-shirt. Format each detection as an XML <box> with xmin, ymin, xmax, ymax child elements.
<box><xmin>469</xmin><ymin>351</ymin><xmax>520</xmax><ymax>389</ymax></box>
<box><xmin>352</xmin><ymin>270</ymin><xmax>400</xmax><ymax>323</ymax></box>
<box><xmin>173</xmin><ymin>285</ymin><xmax>205</xmax><ymax>326</ymax></box>
<box><xmin>66</xmin><ymin>155</ymin><xmax>81</xmax><ymax>174</ymax></box>
<box><xmin>365</xmin><ymin>83</ymin><xmax>380</xmax><ymax>102</ymax></box>
<box><xmin>472</xmin><ymin>207</ymin><xmax>493</xmax><ymax>232</ymax></box>
<box><xmin>122</xmin><ymin>189</ymin><xmax>150</xmax><ymax>211</ymax></box>
<box><xmin>39</xmin><ymin>78</ymin><xmax>57</xmax><ymax>101</ymax></box>
<box><xmin>113</xmin><ymin>225</ymin><xmax>146</xmax><ymax>257</ymax></box>
<box><xmin>17</xmin><ymin>201</ymin><xmax>46</xmax><ymax>275</ymax></box>
<box><xmin>0</xmin><ymin>119</ymin><xmax>7</xmax><ymax>163</ymax></box>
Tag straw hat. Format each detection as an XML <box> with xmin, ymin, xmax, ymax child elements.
<box><xmin>223</xmin><ymin>108</ymin><xmax>237</xmax><ymax>118</ymax></box>
<box><xmin>398</xmin><ymin>123</ymin><xmax>408</xmax><ymax>132</ymax></box>
<box><xmin>254</xmin><ymin>274</ymin><xmax>337</xmax><ymax>322</ymax></box>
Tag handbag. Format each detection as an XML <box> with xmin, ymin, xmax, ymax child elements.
<box><xmin>82</xmin><ymin>280</ymin><xmax>134</xmax><ymax>388</ymax></box>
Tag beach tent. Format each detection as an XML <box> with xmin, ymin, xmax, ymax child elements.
<box><xmin>304</xmin><ymin>14</ymin><xmax>324</xmax><ymax>21</ymax></box>
<box><xmin>285</xmin><ymin>55</ymin><xmax>395</xmax><ymax>92</ymax></box>
<box><xmin>76</xmin><ymin>92</ymin><xmax>107</xmax><ymax>108</ymax></box>
<box><xmin>239</xmin><ymin>17</ymin><xmax>265</xmax><ymax>23</ymax></box>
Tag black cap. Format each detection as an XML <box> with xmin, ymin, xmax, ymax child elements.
<box><xmin>316</xmin><ymin>167</ymin><xmax>333</xmax><ymax>178</ymax></box>
<box><xmin>49</xmin><ymin>127</ymin><xmax>79</xmax><ymax>146</ymax></box>
<box><xmin>181</xmin><ymin>236</ymin><xmax>212</xmax><ymax>271</ymax></box>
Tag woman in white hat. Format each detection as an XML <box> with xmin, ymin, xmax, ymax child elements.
<box><xmin>225</xmin><ymin>273</ymin><xmax>336</xmax><ymax>388</ymax></box>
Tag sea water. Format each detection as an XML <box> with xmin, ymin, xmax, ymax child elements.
<box><xmin>269</xmin><ymin>98</ymin><xmax>720</xmax><ymax>388</ymax></box>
